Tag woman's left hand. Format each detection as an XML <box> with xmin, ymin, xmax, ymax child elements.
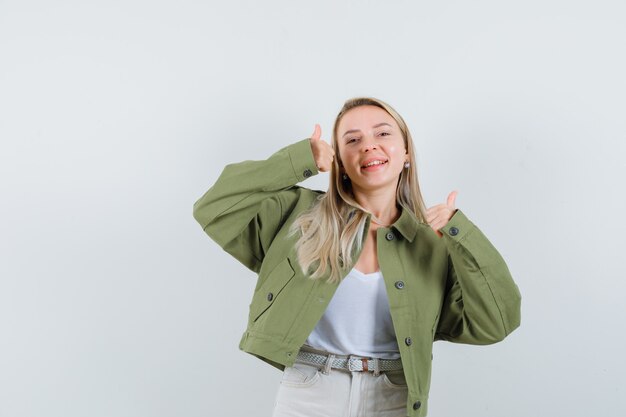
<box><xmin>426</xmin><ymin>191</ymin><xmax>458</xmax><ymax>238</ymax></box>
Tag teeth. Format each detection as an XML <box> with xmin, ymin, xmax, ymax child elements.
<box><xmin>364</xmin><ymin>160</ymin><xmax>386</xmax><ymax>167</ymax></box>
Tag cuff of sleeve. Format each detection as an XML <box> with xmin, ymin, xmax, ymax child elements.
<box><xmin>441</xmin><ymin>209</ymin><xmax>475</xmax><ymax>242</ymax></box>
<box><xmin>288</xmin><ymin>138</ymin><xmax>319</xmax><ymax>182</ymax></box>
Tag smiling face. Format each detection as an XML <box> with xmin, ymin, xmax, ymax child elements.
<box><xmin>335</xmin><ymin>105</ymin><xmax>408</xmax><ymax>195</ymax></box>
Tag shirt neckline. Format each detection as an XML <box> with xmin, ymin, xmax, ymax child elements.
<box><xmin>350</xmin><ymin>268</ymin><xmax>382</xmax><ymax>279</ymax></box>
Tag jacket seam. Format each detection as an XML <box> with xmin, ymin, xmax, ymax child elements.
<box><xmin>201</xmin><ymin>193</ymin><xmax>258</xmax><ymax>231</ymax></box>
<box><xmin>276</xmin><ymin>192</ymin><xmax>285</xmax><ymax>229</ymax></box>
<box><xmin>477</xmin><ymin>266</ymin><xmax>509</xmax><ymax>337</ymax></box>
<box><xmin>444</xmin><ymin>228</ymin><xmax>509</xmax><ymax>340</ymax></box>
<box><xmin>460</xmin><ymin>227</ymin><xmax>509</xmax><ymax>336</ymax></box>
<box><xmin>286</xmin><ymin>146</ymin><xmax>300</xmax><ymax>181</ymax></box>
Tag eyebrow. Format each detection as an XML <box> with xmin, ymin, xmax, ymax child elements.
<box><xmin>342</xmin><ymin>122</ymin><xmax>393</xmax><ymax>137</ymax></box>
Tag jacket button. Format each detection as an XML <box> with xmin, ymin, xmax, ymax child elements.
<box><xmin>449</xmin><ymin>226</ymin><xmax>459</xmax><ymax>236</ymax></box>
<box><xmin>413</xmin><ymin>401</ymin><xmax>421</xmax><ymax>410</ymax></box>
<box><xmin>303</xmin><ymin>169</ymin><xmax>313</xmax><ymax>178</ymax></box>
<box><xmin>385</xmin><ymin>232</ymin><xmax>395</xmax><ymax>241</ymax></box>
<box><xmin>405</xmin><ymin>337</ymin><xmax>412</xmax><ymax>346</ymax></box>
<box><xmin>267</xmin><ymin>292</ymin><xmax>274</xmax><ymax>301</ymax></box>
<box><xmin>394</xmin><ymin>281</ymin><xmax>405</xmax><ymax>289</ymax></box>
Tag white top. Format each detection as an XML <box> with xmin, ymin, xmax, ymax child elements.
<box><xmin>305</xmin><ymin>268</ymin><xmax>401</xmax><ymax>359</ymax></box>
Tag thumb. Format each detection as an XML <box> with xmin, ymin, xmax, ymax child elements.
<box><xmin>310</xmin><ymin>124</ymin><xmax>322</xmax><ymax>141</ymax></box>
<box><xmin>447</xmin><ymin>190</ymin><xmax>458</xmax><ymax>208</ymax></box>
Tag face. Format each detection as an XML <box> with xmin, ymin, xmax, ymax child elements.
<box><xmin>336</xmin><ymin>105</ymin><xmax>408</xmax><ymax>195</ymax></box>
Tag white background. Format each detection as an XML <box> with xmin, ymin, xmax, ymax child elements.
<box><xmin>1</xmin><ymin>1</ymin><xmax>625</xmax><ymax>416</ymax></box>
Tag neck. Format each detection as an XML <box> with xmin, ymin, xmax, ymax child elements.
<box><xmin>352</xmin><ymin>187</ymin><xmax>399</xmax><ymax>227</ymax></box>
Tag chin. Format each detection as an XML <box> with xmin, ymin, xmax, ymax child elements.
<box><xmin>353</xmin><ymin>178</ymin><xmax>399</xmax><ymax>193</ymax></box>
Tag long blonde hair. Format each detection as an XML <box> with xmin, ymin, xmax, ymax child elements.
<box><xmin>290</xmin><ymin>97</ymin><xmax>427</xmax><ymax>283</ymax></box>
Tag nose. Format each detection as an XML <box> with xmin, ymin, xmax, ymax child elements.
<box><xmin>362</xmin><ymin>138</ymin><xmax>378</xmax><ymax>152</ymax></box>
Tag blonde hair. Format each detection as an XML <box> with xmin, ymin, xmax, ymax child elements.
<box><xmin>290</xmin><ymin>97</ymin><xmax>427</xmax><ymax>283</ymax></box>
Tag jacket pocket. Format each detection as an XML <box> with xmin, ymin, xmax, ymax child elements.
<box><xmin>249</xmin><ymin>258</ymin><xmax>296</xmax><ymax>322</ymax></box>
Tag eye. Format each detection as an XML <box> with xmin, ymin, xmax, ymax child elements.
<box><xmin>346</xmin><ymin>137</ymin><xmax>359</xmax><ymax>144</ymax></box>
<box><xmin>378</xmin><ymin>131</ymin><xmax>391</xmax><ymax>137</ymax></box>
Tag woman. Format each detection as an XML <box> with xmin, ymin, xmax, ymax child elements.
<box><xmin>193</xmin><ymin>97</ymin><xmax>521</xmax><ymax>417</ymax></box>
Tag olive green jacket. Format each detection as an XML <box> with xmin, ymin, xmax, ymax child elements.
<box><xmin>193</xmin><ymin>138</ymin><xmax>521</xmax><ymax>417</ymax></box>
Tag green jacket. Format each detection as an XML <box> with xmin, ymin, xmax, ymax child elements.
<box><xmin>193</xmin><ymin>138</ymin><xmax>521</xmax><ymax>417</ymax></box>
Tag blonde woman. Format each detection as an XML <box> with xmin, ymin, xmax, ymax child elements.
<box><xmin>193</xmin><ymin>97</ymin><xmax>521</xmax><ymax>417</ymax></box>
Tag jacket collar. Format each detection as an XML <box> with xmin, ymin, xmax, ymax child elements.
<box><xmin>389</xmin><ymin>205</ymin><xmax>423</xmax><ymax>243</ymax></box>
<box><xmin>360</xmin><ymin>205</ymin><xmax>423</xmax><ymax>243</ymax></box>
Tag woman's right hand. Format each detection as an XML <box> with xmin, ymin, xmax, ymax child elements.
<box><xmin>309</xmin><ymin>124</ymin><xmax>335</xmax><ymax>172</ymax></box>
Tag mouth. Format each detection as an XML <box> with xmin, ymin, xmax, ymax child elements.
<box><xmin>360</xmin><ymin>159</ymin><xmax>389</xmax><ymax>170</ymax></box>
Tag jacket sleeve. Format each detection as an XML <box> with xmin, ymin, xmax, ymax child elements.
<box><xmin>192</xmin><ymin>138</ymin><xmax>318</xmax><ymax>273</ymax></box>
<box><xmin>434</xmin><ymin>209</ymin><xmax>522</xmax><ymax>345</ymax></box>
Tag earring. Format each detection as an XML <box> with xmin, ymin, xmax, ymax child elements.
<box><xmin>404</xmin><ymin>161</ymin><xmax>410</xmax><ymax>169</ymax></box>
<box><xmin>342</xmin><ymin>173</ymin><xmax>348</xmax><ymax>180</ymax></box>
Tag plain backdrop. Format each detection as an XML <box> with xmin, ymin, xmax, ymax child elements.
<box><xmin>1</xmin><ymin>1</ymin><xmax>625</xmax><ymax>416</ymax></box>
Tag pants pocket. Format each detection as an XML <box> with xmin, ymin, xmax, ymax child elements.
<box><xmin>280</xmin><ymin>362</ymin><xmax>321</xmax><ymax>387</ymax></box>
<box><xmin>382</xmin><ymin>369</ymin><xmax>408</xmax><ymax>389</ymax></box>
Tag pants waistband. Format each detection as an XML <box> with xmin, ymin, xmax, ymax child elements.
<box><xmin>296</xmin><ymin>345</ymin><xmax>403</xmax><ymax>375</ymax></box>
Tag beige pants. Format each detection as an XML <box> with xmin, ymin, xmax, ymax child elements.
<box><xmin>271</xmin><ymin>352</ymin><xmax>408</xmax><ymax>417</ymax></box>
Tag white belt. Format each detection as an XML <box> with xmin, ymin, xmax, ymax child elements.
<box><xmin>296</xmin><ymin>350</ymin><xmax>403</xmax><ymax>372</ymax></box>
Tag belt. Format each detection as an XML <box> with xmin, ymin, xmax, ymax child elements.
<box><xmin>296</xmin><ymin>350</ymin><xmax>403</xmax><ymax>372</ymax></box>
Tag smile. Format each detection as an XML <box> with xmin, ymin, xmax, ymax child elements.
<box><xmin>361</xmin><ymin>159</ymin><xmax>388</xmax><ymax>168</ymax></box>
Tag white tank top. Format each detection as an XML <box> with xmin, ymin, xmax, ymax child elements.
<box><xmin>305</xmin><ymin>268</ymin><xmax>401</xmax><ymax>359</ymax></box>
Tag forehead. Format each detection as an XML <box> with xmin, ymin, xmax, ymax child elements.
<box><xmin>338</xmin><ymin>105</ymin><xmax>397</xmax><ymax>133</ymax></box>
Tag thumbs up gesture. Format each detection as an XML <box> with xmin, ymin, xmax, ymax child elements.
<box><xmin>426</xmin><ymin>191</ymin><xmax>459</xmax><ymax>237</ymax></box>
<box><xmin>309</xmin><ymin>124</ymin><xmax>335</xmax><ymax>172</ymax></box>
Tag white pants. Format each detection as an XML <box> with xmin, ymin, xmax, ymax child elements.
<box><xmin>271</xmin><ymin>357</ymin><xmax>408</xmax><ymax>417</ymax></box>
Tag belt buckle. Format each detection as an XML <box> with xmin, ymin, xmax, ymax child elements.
<box><xmin>347</xmin><ymin>357</ymin><xmax>369</xmax><ymax>372</ymax></box>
